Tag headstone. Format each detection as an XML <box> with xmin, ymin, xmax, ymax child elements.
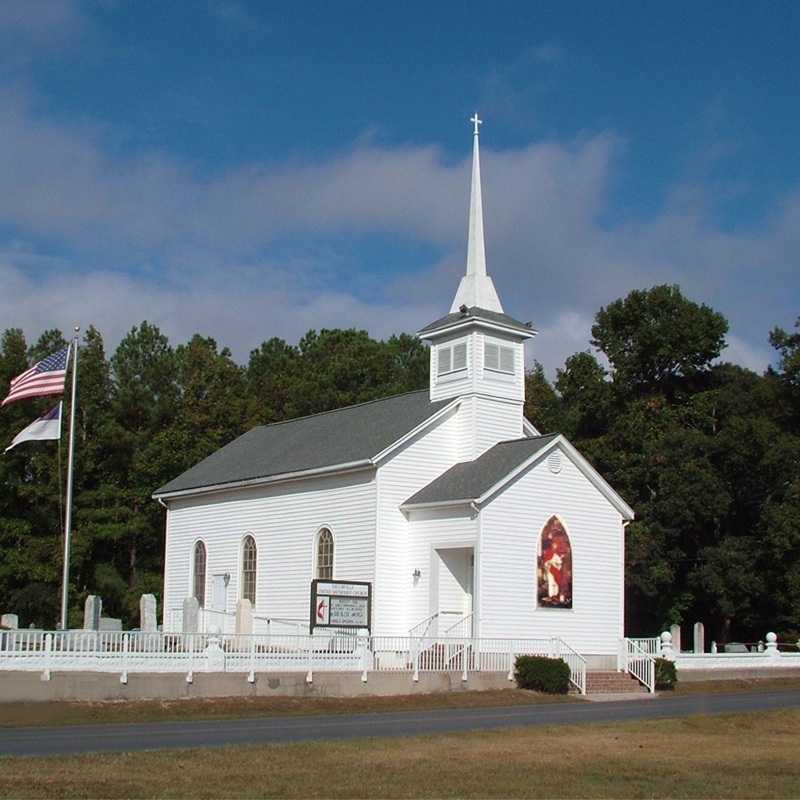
<box><xmin>204</xmin><ymin>626</ymin><xmax>225</xmax><ymax>671</ymax></box>
<box><xmin>693</xmin><ymin>621</ymin><xmax>705</xmax><ymax>654</ymax></box>
<box><xmin>235</xmin><ymin>599</ymin><xmax>253</xmax><ymax>635</ymax></box>
<box><xmin>183</xmin><ymin>596</ymin><xmax>200</xmax><ymax>634</ymax></box>
<box><xmin>1</xmin><ymin>613</ymin><xmax>19</xmax><ymax>629</ymax></box>
<box><xmin>725</xmin><ymin>642</ymin><xmax>748</xmax><ymax>653</ymax></box>
<box><xmin>670</xmin><ymin>624</ymin><xmax>681</xmax><ymax>653</ymax></box>
<box><xmin>99</xmin><ymin>617</ymin><xmax>122</xmax><ymax>631</ymax></box>
<box><xmin>711</xmin><ymin>641</ymin><xmax>717</xmax><ymax>653</ymax></box>
<box><xmin>140</xmin><ymin>594</ymin><xmax>157</xmax><ymax>632</ymax></box>
<box><xmin>83</xmin><ymin>595</ymin><xmax>102</xmax><ymax>630</ymax></box>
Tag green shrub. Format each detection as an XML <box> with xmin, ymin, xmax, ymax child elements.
<box><xmin>655</xmin><ymin>657</ymin><xmax>678</xmax><ymax>690</ymax></box>
<box><xmin>514</xmin><ymin>655</ymin><xmax>571</xmax><ymax>694</ymax></box>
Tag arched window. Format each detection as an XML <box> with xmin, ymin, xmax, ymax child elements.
<box><xmin>316</xmin><ymin>528</ymin><xmax>334</xmax><ymax>580</ymax></box>
<box><xmin>193</xmin><ymin>541</ymin><xmax>206</xmax><ymax>607</ymax></box>
<box><xmin>537</xmin><ymin>516</ymin><xmax>572</xmax><ymax>608</ymax></box>
<box><xmin>241</xmin><ymin>535</ymin><xmax>257</xmax><ymax>604</ymax></box>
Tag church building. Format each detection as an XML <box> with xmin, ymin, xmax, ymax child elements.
<box><xmin>154</xmin><ymin>117</ymin><xmax>634</xmax><ymax>667</ymax></box>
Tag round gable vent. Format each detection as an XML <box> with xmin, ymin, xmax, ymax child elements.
<box><xmin>547</xmin><ymin>450</ymin><xmax>562</xmax><ymax>474</ymax></box>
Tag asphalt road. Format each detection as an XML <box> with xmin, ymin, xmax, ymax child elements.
<box><xmin>1</xmin><ymin>690</ymin><xmax>798</xmax><ymax>758</ymax></box>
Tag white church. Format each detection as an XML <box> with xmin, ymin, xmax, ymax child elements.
<box><xmin>154</xmin><ymin>117</ymin><xmax>634</xmax><ymax>667</ymax></box>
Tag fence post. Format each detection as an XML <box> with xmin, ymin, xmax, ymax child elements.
<box><xmin>461</xmin><ymin>640</ymin><xmax>468</xmax><ymax>683</ymax></box>
<box><xmin>360</xmin><ymin>637</ymin><xmax>369</xmax><ymax>683</ymax></box>
<box><xmin>306</xmin><ymin>636</ymin><xmax>313</xmax><ymax>684</ymax></box>
<box><xmin>765</xmin><ymin>632</ymin><xmax>780</xmax><ymax>659</ymax></box>
<box><xmin>660</xmin><ymin>631</ymin><xmax>675</xmax><ymax>661</ymax></box>
<box><xmin>42</xmin><ymin>632</ymin><xmax>52</xmax><ymax>682</ymax></box>
<box><xmin>412</xmin><ymin>637</ymin><xmax>420</xmax><ymax>683</ymax></box>
<box><xmin>247</xmin><ymin>635</ymin><xmax>256</xmax><ymax>684</ymax></box>
<box><xmin>120</xmin><ymin>633</ymin><xmax>129</xmax><ymax>685</ymax></box>
<box><xmin>186</xmin><ymin>634</ymin><xmax>194</xmax><ymax>684</ymax></box>
<box><xmin>507</xmin><ymin>642</ymin><xmax>514</xmax><ymax>682</ymax></box>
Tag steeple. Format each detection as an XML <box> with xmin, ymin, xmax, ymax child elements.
<box><xmin>450</xmin><ymin>113</ymin><xmax>504</xmax><ymax>314</ymax></box>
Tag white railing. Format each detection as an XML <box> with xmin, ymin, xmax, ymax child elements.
<box><xmin>252</xmin><ymin>616</ymin><xmax>306</xmax><ymax>636</ymax></box>
<box><xmin>623</xmin><ymin>637</ymin><xmax>655</xmax><ymax>693</ymax></box>
<box><xmin>0</xmin><ymin>629</ymin><xmax>585</xmax><ymax>691</ymax></box>
<box><xmin>443</xmin><ymin>613</ymin><xmax>474</xmax><ymax>639</ymax></box>
<box><xmin>553</xmin><ymin>637</ymin><xmax>587</xmax><ymax>695</ymax></box>
<box><xmin>408</xmin><ymin>610</ymin><xmax>462</xmax><ymax>639</ymax></box>
<box><xmin>628</xmin><ymin>637</ymin><xmax>660</xmax><ymax>656</ymax></box>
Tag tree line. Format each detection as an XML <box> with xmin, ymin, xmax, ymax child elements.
<box><xmin>1</xmin><ymin>285</ymin><xmax>798</xmax><ymax>642</ymax></box>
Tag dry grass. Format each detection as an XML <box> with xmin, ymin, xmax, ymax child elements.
<box><xmin>2</xmin><ymin>709</ymin><xmax>799</xmax><ymax>798</ymax></box>
<box><xmin>0</xmin><ymin>688</ymin><xmax>577</xmax><ymax>728</ymax></box>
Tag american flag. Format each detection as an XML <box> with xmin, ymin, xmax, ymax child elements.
<box><xmin>2</xmin><ymin>346</ymin><xmax>71</xmax><ymax>407</ymax></box>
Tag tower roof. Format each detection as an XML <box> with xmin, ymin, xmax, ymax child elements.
<box><xmin>449</xmin><ymin>113</ymin><xmax>504</xmax><ymax>314</ymax></box>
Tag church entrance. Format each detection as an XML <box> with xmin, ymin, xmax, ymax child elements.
<box><xmin>434</xmin><ymin>547</ymin><xmax>474</xmax><ymax>636</ymax></box>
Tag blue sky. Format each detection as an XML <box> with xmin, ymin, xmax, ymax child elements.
<box><xmin>1</xmin><ymin>1</ymin><xmax>798</xmax><ymax>373</ymax></box>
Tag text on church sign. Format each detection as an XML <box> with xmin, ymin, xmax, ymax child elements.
<box><xmin>310</xmin><ymin>580</ymin><xmax>372</xmax><ymax>632</ymax></box>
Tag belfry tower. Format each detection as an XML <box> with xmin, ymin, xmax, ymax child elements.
<box><xmin>419</xmin><ymin>115</ymin><xmax>536</xmax><ymax>461</ymax></box>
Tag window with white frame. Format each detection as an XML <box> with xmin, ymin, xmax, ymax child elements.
<box><xmin>484</xmin><ymin>341</ymin><xmax>515</xmax><ymax>374</ymax></box>
<box><xmin>437</xmin><ymin>340</ymin><xmax>468</xmax><ymax>376</ymax></box>
<box><xmin>193</xmin><ymin>541</ymin><xmax>206</xmax><ymax>607</ymax></box>
<box><xmin>241</xmin><ymin>535</ymin><xmax>257</xmax><ymax>604</ymax></box>
<box><xmin>316</xmin><ymin>528</ymin><xmax>334</xmax><ymax>580</ymax></box>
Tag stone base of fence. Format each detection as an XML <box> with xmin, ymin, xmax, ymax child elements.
<box><xmin>0</xmin><ymin>669</ymin><xmax>516</xmax><ymax>704</ymax></box>
<box><xmin>674</xmin><ymin>666</ymin><xmax>800</xmax><ymax>683</ymax></box>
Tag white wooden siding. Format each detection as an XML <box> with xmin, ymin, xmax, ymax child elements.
<box><xmin>474</xmin><ymin>396</ymin><xmax>524</xmax><ymax>455</ymax></box>
<box><xmin>163</xmin><ymin>470</ymin><xmax>376</xmax><ymax>626</ymax></box>
<box><xmin>374</xmin><ymin>407</ymin><xmax>460</xmax><ymax>635</ymax></box>
<box><xmin>479</xmin><ymin>443</ymin><xmax>624</xmax><ymax>654</ymax></box>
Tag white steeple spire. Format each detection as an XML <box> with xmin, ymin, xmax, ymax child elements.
<box><xmin>450</xmin><ymin>113</ymin><xmax>504</xmax><ymax>314</ymax></box>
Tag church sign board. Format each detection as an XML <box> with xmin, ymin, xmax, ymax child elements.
<box><xmin>310</xmin><ymin>580</ymin><xmax>371</xmax><ymax>632</ymax></box>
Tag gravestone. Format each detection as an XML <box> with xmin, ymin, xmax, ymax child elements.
<box><xmin>83</xmin><ymin>595</ymin><xmax>102</xmax><ymax>630</ymax></box>
<box><xmin>693</xmin><ymin>621</ymin><xmax>705</xmax><ymax>654</ymax></box>
<box><xmin>205</xmin><ymin>626</ymin><xmax>225</xmax><ymax>671</ymax></box>
<box><xmin>670</xmin><ymin>624</ymin><xmax>681</xmax><ymax>653</ymax></box>
<box><xmin>99</xmin><ymin>617</ymin><xmax>122</xmax><ymax>631</ymax></box>
<box><xmin>725</xmin><ymin>642</ymin><xmax>748</xmax><ymax>653</ymax></box>
<box><xmin>140</xmin><ymin>594</ymin><xmax>157</xmax><ymax>632</ymax></box>
<box><xmin>1</xmin><ymin>613</ymin><xmax>19</xmax><ymax>629</ymax></box>
<box><xmin>183</xmin><ymin>596</ymin><xmax>200</xmax><ymax>634</ymax></box>
<box><xmin>235</xmin><ymin>599</ymin><xmax>253</xmax><ymax>635</ymax></box>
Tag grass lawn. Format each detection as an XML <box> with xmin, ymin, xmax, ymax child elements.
<box><xmin>1</xmin><ymin>709</ymin><xmax>799</xmax><ymax>798</ymax></box>
<box><xmin>0</xmin><ymin>688</ymin><xmax>579</xmax><ymax>728</ymax></box>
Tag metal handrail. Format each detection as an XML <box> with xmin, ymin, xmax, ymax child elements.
<box><xmin>408</xmin><ymin>610</ymin><xmax>461</xmax><ymax>639</ymax></box>
<box><xmin>555</xmin><ymin>637</ymin><xmax>587</xmax><ymax>695</ymax></box>
<box><xmin>443</xmin><ymin>613</ymin><xmax>474</xmax><ymax>638</ymax></box>
<box><xmin>624</xmin><ymin>637</ymin><xmax>656</xmax><ymax>693</ymax></box>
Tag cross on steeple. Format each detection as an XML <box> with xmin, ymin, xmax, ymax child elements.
<box><xmin>470</xmin><ymin>113</ymin><xmax>482</xmax><ymax>136</ymax></box>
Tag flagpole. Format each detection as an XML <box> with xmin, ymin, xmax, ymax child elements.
<box><xmin>59</xmin><ymin>326</ymin><xmax>80</xmax><ymax>631</ymax></box>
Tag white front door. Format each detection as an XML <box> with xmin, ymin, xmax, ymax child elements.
<box><xmin>436</xmin><ymin>548</ymin><xmax>474</xmax><ymax>635</ymax></box>
<box><xmin>211</xmin><ymin>574</ymin><xmax>227</xmax><ymax>611</ymax></box>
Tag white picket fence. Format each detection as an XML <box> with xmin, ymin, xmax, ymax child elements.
<box><xmin>0</xmin><ymin>629</ymin><xmax>586</xmax><ymax>693</ymax></box>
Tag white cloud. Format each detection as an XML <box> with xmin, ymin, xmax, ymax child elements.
<box><xmin>0</xmin><ymin>85</ymin><xmax>796</xmax><ymax>377</ymax></box>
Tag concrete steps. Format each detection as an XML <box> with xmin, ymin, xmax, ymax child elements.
<box><xmin>586</xmin><ymin>671</ymin><xmax>649</xmax><ymax>694</ymax></box>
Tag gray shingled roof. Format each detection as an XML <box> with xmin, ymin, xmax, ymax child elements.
<box><xmin>418</xmin><ymin>306</ymin><xmax>534</xmax><ymax>336</ymax></box>
<box><xmin>403</xmin><ymin>434</ymin><xmax>559</xmax><ymax>507</ymax></box>
<box><xmin>155</xmin><ymin>390</ymin><xmax>452</xmax><ymax>496</ymax></box>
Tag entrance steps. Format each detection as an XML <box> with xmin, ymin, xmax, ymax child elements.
<box><xmin>585</xmin><ymin>671</ymin><xmax>649</xmax><ymax>694</ymax></box>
